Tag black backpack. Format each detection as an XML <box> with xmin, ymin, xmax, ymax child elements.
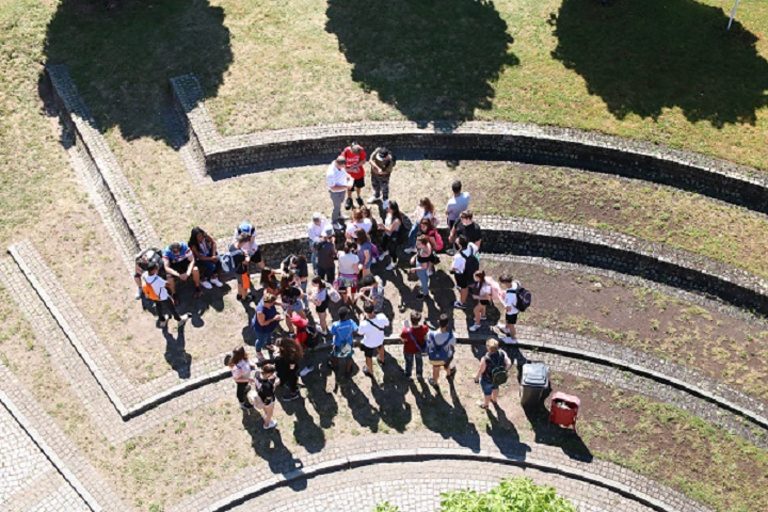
<box><xmin>135</xmin><ymin>248</ymin><xmax>162</xmax><ymax>271</ymax></box>
<box><xmin>459</xmin><ymin>248</ymin><xmax>479</xmax><ymax>277</ymax></box>
<box><xmin>488</xmin><ymin>352</ymin><xmax>508</xmax><ymax>386</ymax></box>
<box><xmin>516</xmin><ymin>286</ymin><xmax>532</xmax><ymax>312</ymax></box>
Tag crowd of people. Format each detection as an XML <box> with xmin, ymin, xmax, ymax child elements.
<box><xmin>135</xmin><ymin>142</ymin><xmax>531</xmax><ymax>430</ymax></box>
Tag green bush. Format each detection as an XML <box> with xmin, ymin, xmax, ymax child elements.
<box><xmin>372</xmin><ymin>477</ymin><xmax>576</xmax><ymax>512</ymax></box>
<box><xmin>440</xmin><ymin>477</ymin><xmax>577</xmax><ymax>512</ymax></box>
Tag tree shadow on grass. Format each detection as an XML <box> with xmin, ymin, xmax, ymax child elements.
<box><xmin>326</xmin><ymin>0</ymin><xmax>519</xmax><ymax>130</ymax></box>
<box><xmin>42</xmin><ymin>0</ymin><xmax>232</xmax><ymax>143</ymax></box>
<box><xmin>550</xmin><ymin>0</ymin><xmax>768</xmax><ymax>127</ymax></box>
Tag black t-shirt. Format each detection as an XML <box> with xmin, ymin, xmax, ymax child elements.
<box><xmin>281</xmin><ymin>286</ymin><xmax>302</xmax><ymax>305</ymax></box>
<box><xmin>316</xmin><ymin>240</ymin><xmax>335</xmax><ymax>268</ymax></box>
<box><xmin>456</xmin><ymin>222</ymin><xmax>482</xmax><ymax>244</ymax></box>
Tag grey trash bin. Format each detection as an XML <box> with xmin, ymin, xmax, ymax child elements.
<box><xmin>520</xmin><ymin>362</ymin><xmax>550</xmax><ymax>408</ymax></box>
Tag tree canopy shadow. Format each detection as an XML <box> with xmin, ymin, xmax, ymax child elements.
<box><xmin>551</xmin><ymin>0</ymin><xmax>768</xmax><ymax>127</ymax></box>
<box><xmin>326</xmin><ymin>0</ymin><xmax>519</xmax><ymax>130</ymax></box>
<box><xmin>42</xmin><ymin>0</ymin><xmax>232</xmax><ymax>143</ymax></box>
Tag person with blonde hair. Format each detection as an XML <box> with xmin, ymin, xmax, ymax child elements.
<box><xmin>474</xmin><ymin>338</ymin><xmax>512</xmax><ymax>409</ymax></box>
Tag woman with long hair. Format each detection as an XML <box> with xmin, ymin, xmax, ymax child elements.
<box><xmin>380</xmin><ymin>200</ymin><xmax>404</xmax><ymax>271</ymax></box>
<box><xmin>469</xmin><ymin>270</ymin><xmax>493</xmax><ymax>332</ymax></box>
<box><xmin>405</xmin><ymin>197</ymin><xmax>436</xmax><ymax>252</ymax></box>
<box><xmin>260</xmin><ymin>267</ymin><xmax>279</xmax><ymax>296</ymax></box>
<box><xmin>225</xmin><ymin>346</ymin><xmax>254</xmax><ymax>410</ymax></box>
<box><xmin>188</xmin><ymin>227</ymin><xmax>223</xmax><ymax>289</ymax></box>
<box><xmin>409</xmin><ymin>235</ymin><xmax>434</xmax><ymax>300</ymax></box>
<box><xmin>271</xmin><ymin>337</ymin><xmax>304</xmax><ymax>401</ymax></box>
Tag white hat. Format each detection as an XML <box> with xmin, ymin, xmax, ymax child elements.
<box><xmin>510</xmin><ymin>280</ymin><xmax>520</xmax><ymax>291</ymax></box>
<box><xmin>312</xmin><ymin>212</ymin><xmax>322</xmax><ymax>220</ymax></box>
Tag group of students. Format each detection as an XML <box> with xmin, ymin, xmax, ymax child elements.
<box><xmin>135</xmin><ymin>140</ymin><xmax>530</xmax><ymax>430</ymax></box>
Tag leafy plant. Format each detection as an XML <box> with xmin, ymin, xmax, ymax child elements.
<box><xmin>372</xmin><ymin>502</ymin><xmax>400</xmax><ymax>512</ymax></box>
<box><xmin>440</xmin><ymin>477</ymin><xmax>577</xmax><ymax>512</ymax></box>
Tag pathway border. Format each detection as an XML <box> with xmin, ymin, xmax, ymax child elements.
<box><xmin>170</xmin><ymin>73</ymin><xmax>768</xmax><ymax>214</ymax></box>
<box><xmin>44</xmin><ymin>64</ymin><xmax>159</xmax><ymax>262</ymax></box>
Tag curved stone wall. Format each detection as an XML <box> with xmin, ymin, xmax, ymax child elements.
<box><xmin>171</xmin><ymin>73</ymin><xmax>768</xmax><ymax>214</ymax></box>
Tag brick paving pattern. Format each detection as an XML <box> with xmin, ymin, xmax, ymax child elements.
<box><xmin>236</xmin><ymin>460</ymin><xmax>651</xmax><ymax>512</ymax></box>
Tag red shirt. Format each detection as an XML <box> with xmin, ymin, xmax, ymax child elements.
<box><xmin>291</xmin><ymin>313</ymin><xmax>309</xmax><ymax>346</ymax></box>
<box><xmin>401</xmin><ymin>324</ymin><xmax>429</xmax><ymax>354</ymax></box>
<box><xmin>342</xmin><ymin>146</ymin><xmax>367</xmax><ymax>180</ymax></box>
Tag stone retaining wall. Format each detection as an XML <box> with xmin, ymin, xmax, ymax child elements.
<box><xmin>171</xmin><ymin>73</ymin><xmax>768</xmax><ymax>214</ymax></box>
<box><xmin>45</xmin><ymin>65</ymin><xmax>159</xmax><ymax>260</ymax></box>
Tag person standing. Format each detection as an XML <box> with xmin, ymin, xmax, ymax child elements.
<box><xmin>357</xmin><ymin>303</ymin><xmax>389</xmax><ymax>378</ymax></box>
<box><xmin>330</xmin><ymin>307</ymin><xmax>358</xmax><ymax>380</ymax></box>
<box><xmin>426</xmin><ymin>314</ymin><xmax>456</xmax><ymax>386</ymax></box>
<box><xmin>225</xmin><ymin>346</ymin><xmax>255</xmax><ymax>410</ymax></box>
<box><xmin>450</xmin><ymin>210</ymin><xmax>483</xmax><ymax>252</ymax></box>
<box><xmin>409</xmin><ymin>235</ymin><xmax>434</xmax><ymax>300</ymax></box>
<box><xmin>250</xmin><ymin>363</ymin><xmax>279</xmax><ymax>429</ymax></box>
<box><xmin>400</xmin><ymin>311</ymin><xmax>428</xmax><ymax>380</ymax></box>
<box><xmin>445</xmin><ymin>180</ymin><xmax>470</xmax><ymax>234</ymax></box>
<box><xmin>141</xmin><ymin>262</ymin><xmax>190</xmax><ymax>329</ymax></box>
<box><xmin>469</xmin><ymin>270</ymin><xmax>493</xmax><ymax>332</ymax></box>
<box><xmin>380</xmin><ymin>200</ymin><xmax>404</xmax><ymax>271</ymax></box>
<box><xmin>307</xmin><ymin>212</ymin><xmax>329</xmax><ymax>275</ymax></box>
<box><xmin>251</xmin><ymin>293</ymin><xmax>282</xmax><ymax>361</ymax></box>
<box><xmin>405</xmin><ymin>197</ymin><xmax>436</xmax><ymax>253</ymax></box>
<box><xmin>315</xmin><ymin>228</ymin><xmax>337</xmax><ymax>284</ymax></box>
<box><xmin>341</xmin><ymin>142</ymin><xmax>367</xmax><ymax>209</ymax></box>
<box><xmin>451</xmin><ymin>235</ymin><xmax>480</xmax><ymax>309</ymax></box>
<box><xmin>474</xmin><ymin>338</ymin><xmax>512</xmax><ymax>409</ymax></box>
<box><xmin>271</xmin><ymin>337</ymin><xmax>303</xmax><ymax>401</ymax></box>
<box><xmin>498</xmin><ymin>276</ymin><xmax>521</xmax><ymax>341</ymax></box>
<box><xmin>368</xmin><ymin>146</ymin><xmax>395</xmax><ymax>208</ymax></box>
<box><xmin>326</xmin><ymin>156</ymin><xmax>350</xmax><ymax>225</ymax></box>
<box><xmin>310</xmin><ymin>276</ymin><xmax>331</xmax><ymax>335</ymax></box>
<box><xmin>231</xmin><ymin>221</ymin><xmax>265</xmax><ymax>302</ymax></box>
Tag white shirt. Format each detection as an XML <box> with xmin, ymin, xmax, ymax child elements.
<box><xmin>358</xmin><ymin>313</ymin><xmax>389</xmax><ymax>348</ymax></box>
<box><xmin>142</xmin><ymin>271</ymin><xmax>169</xmax><ymax>301</ymax></box>
<box><xmin>505</xmin><ymin>288</ymin><xmax>519</xmax><ymax>315</ymax></box>
<box><xmin>308</xmin><ymin>220</ymin><xmax>329</xmax><ymax>243</ymax></box>
<box><xmin>450</xmin><ymin>242</ymin><xmax>478</xmax><ymax>274</ymax></box>
<box><xmin>346</xmin><ymin>218</ymin><xmax>372</xmax><ymax>236</ymax></box>
<box><xmin>326</xmin><ymin>162</ymin><xmax>350</xmax><ymax>190</ymax></box>
<box><xmin>446</xmin><ymin>192</ymin><xmax>471</xmax><ymax>222</ymax></box>
<box><xmin>338</xmin><ymin>251</ymin><xmax>359</xmax><ymax>275</ymax></box>
<box><xmin>233</xmin><ymin>229</ymin><xmax>259</xmax><ymax>254</ymax></box>
<box><xmin>231</xmin><ymin>360</ymin><xmax>252</xmax><ymax>381</ymax></box>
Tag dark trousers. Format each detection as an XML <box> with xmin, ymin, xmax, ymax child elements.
<box><xmin>281</xmin><ymin>369</ymin><xmax>299</xmax><ymax>393</ymax></box>
<box><xmin>404</xmin><ymin>352</ymin><xmax>423</xmax><ymax>376</ymax></box>
<box><xmin>236</xmin><ymin>381</ymin><xmax>249</xmax><ymax>405</ymax></box>
<box><xmin>157</xmin><ymin>298</ymin><xmax>181</xmax><ymax>321</ymax></box>
<box><xmin>383</xmin><ymin>234</ymin><xmax>400</xmax><ymax>263</ymax></box>
<box><xmin>317</xmin><ymin>265</ymin><xmax>335</xmax><ymax>283</ymax></box>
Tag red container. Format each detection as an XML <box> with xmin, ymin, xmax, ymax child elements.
<box><xmin>549</xmin><ymin>392</ymin><xmax>580</xmax><ymax>430</ymax></box>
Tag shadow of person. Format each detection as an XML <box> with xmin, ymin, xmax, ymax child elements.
<box><xmin>340</xmin><ymin>378</ymin><xmax>381</xmax><ymax>432</ymax></box>
<box><xmin>279</xmin><ymin>396</ymin><xmax>327</xmax><ymax>454</ymax></box>
<box><xmin>410</xmin><ymin>377</ymin><xmax>480</xmax><ymax>452</ymax></box>
<box><xmin>302</xmin><ymin>352</ymin><xmax>339</xmax><ymax>430</ymax></box>
<box><xmin>550</xmin><ymin>0</ymin><xmax>768</xmax><ymax>127</ymax></box>
<box><xmin>42</xmin><ymin>0</ymin><xmax>233</xmax><ymax>143</ymax></box>
<box><xmin>523</xmin><ymin>403</ymin><xmax>593</xmax><ymax>462</ymax></box>
<box><xmin>326</xmin><ymin>0</ymin><xmax>519</xmax><ymax>130</ymax></box>
<box><xmin>368</xmin><ymin>353</ymin><xmax>412</xmax><ymax>433</ymax></box>
<box><xmin>486</xmin><ymin>405</ymin><xmax>531</xmax><ymax>460</ymax></box>
<box><xmin>241</xmin><ymin>410</ymin><xmax>304</xmax><ymax>476</ymax></box>
<box><xmin>162</xmin><ymin>324</ymin><xmax>192</xmax><ymax>379</ymax></box>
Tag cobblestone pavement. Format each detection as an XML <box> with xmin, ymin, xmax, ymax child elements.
<box><xmin>236</xmin><ymin>460</ymin><xmax>651</xmax><ymax>512</ymax></box>
<box><xmin>0</xmin><ymin>400</ymin><xmax>88</xmax><ymax>512</ymax></box>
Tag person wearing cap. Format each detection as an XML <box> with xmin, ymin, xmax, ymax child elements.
<box><xmin>368</xmin><ymin>146</ymin><xmax>395</xmax><ymax>208</ymax></box>
<box><xmin>307</xmin><ymin>212</ymin><xmax>329</xmax><ymax>275</ymax></box>
<box><xmin>341</xmin><ymin>142</ymin><xmax>367</xmax><ymax>210</ymax></box>
<box><xmin>498</xmin><ymin>275</ymin><xmax>520</xmax><ymax>341</ymax></box>
<box><xmin>326</xmin><ymin>156</ymin><xmax>350</xmax><ymax>225</ymax></box>
<box><xmin>231</xmin><ymin>221</ymin><xmax>264</xmax><ymax>302</ymax></box>
<box><xmin>315</xmin><ymin>227</ymin><xmax>337</xmax><ymax>284</ymax></box>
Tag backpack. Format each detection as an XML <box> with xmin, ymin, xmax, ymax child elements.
<box><xmin>516</xmin><ymin>286</ymin><xmax>532</xmax><ymax>312</ymax></box>
<box><xmin>488</xmin><ymin>352</ymin><xmax>508</xmax><ymax>386</ymax></box>
<box><xmin>429</xmin><ymin>229</ymin><xmax>444</xmax><ymax>252</ymax></box>
<box><xmin>459</xmin><ymin>247</ymin><xmax>479</xmax><ymax>277</ymax></box>
<box><xmin>141</xmin><ymin>275</ymin><xmax>161</xmax><ymax>301</ymax></box>
<box><xmin>135</xmin><ymin>248</ymin><xmax>163</xmax><ymax>271</ymax></box>
<box><xmin>327</xmin><ymin>286</ymin><xmax>342</xmax><ymax>303</ymax></box>
<box><xmin>427</xmin><ymin>331</ymin><xmax>454</xmax><ymax>361</ymax></box>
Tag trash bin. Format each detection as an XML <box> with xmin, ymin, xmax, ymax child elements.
<box><xmin>549</xmin><ymin>391</ymin><xmax>580</xmax><ymax>430</ymax></box>
<box><xmin>520</xmin><ymin>362</ymin><xmax>549</xmax><ymax>408</ymax></box>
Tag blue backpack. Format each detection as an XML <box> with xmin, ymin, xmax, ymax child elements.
<box><xmin>428</xmin><ymin>330</ymin><xmax>454</xmax><ymax>361</ymax></box>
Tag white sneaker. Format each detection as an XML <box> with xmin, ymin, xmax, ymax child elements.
<box><xmin>135</xmin><ymin>288</ymin><xmax>142</xmax><ymax>300</ymax></box>
<box><xmin>201</xmin><ymin>280</ymin><xmax>213</xmax><ymax>290</ymax></box>
<box><xmin>496</xmin><ymin>323</ymin><xmax>510</xmax><ymax>334</ymax></box>
<box><xmin>158</xmin><ymin>318</ymin><xmax>168</xmax><ymax>329</ymax></box>
<box><xmin>210</xmin><ymin>277</ymin><xmax>224</xmax><ymax>288</ymax></box>
<box><xmin>367</xmin><ymin>195</ymin><xmax>380</xmax><ymax>204</ymax></box>
<box><xmin>178</xmin><ymin>313</ymin><xmax>191</xmax><ymax>327</ymax></box>
<box><xmin>469</xmin><ymin>324</ymin><xmax>482</xmax><ymax>332</ymax></box>
<box><xmin>379</xmin><ymin>250</ymin><xmax>389</xmax><ymax>259</ymax></box>
<box><xmin>263</xmin><ymin>419</ymin><xmax>278</xmax><ymax>430</ymax></box>
<box><xmin>385</xmin><ymin>263</ymin><xmax>396</xmax><ymax>271</ymax></box>
<box><xmin>299</xmin><ymin>366</ymin><xmax>314</xmax><ymax>377</ymax></box>
<box><xmin>502</xmin><ymin>335</ymin><xmax>517</xmax><ymax>344</ymax></box>
<box><xmin>403</xmin><ymin>247</ymin><xmax>416</xmax><ymax>254</ymax></box>
<box><xmin>382</xmin><ymin>200</ymin><xmax>390</xmax><ymax>210</ymax></box>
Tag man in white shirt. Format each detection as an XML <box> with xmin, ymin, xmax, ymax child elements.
<box><xmin>307</xmin><ymin>212</ymin><xmax>329</xmax><ymax>275</ymax></box>
<box><xmin>445</xmin><ymin>180</ymin><xmax>470</xmax><ymax>232</ymax></box>
<box><xmin>498</xmin><ymin>276</ymin><xmax>520</xmax><ymax>341</ymax></box>
<box><xmin>141</xmin><ymin>262</ymin><xmax>190</xmax><ymax>329</ymax></box>
<box><xmin>357</xmin><ymin>303</ymin><xmax>390</xmax><ymax>378</ymax></box>
<box><xmin>326</xmin><ymin>156</ymin><xmax>350</xmax><ymax>226</ymax></box>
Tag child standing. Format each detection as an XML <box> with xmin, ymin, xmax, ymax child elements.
<box><xmin>400</xmin><ymin>312</ymin><xmax>428</xmax><ymax>380</ymax></box>
<box><xmin>250</xmin><ymin>363</ymin><xmax>279</xmax><ymax>429</ymax></box>
<box><xmin>330</xmin><ymin>307</ymin><xmax>358</xmax><ymax>379</ymax></box>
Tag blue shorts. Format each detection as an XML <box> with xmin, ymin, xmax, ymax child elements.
<box><xmin>480</xmin><ymin>379</ymin><xmax>497</xmax><ymax>397</ymax></box>
<box><xmin>254</xmin><ymin>330</ymin><xmax>274</xmax><ymax>351</ymax></box>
